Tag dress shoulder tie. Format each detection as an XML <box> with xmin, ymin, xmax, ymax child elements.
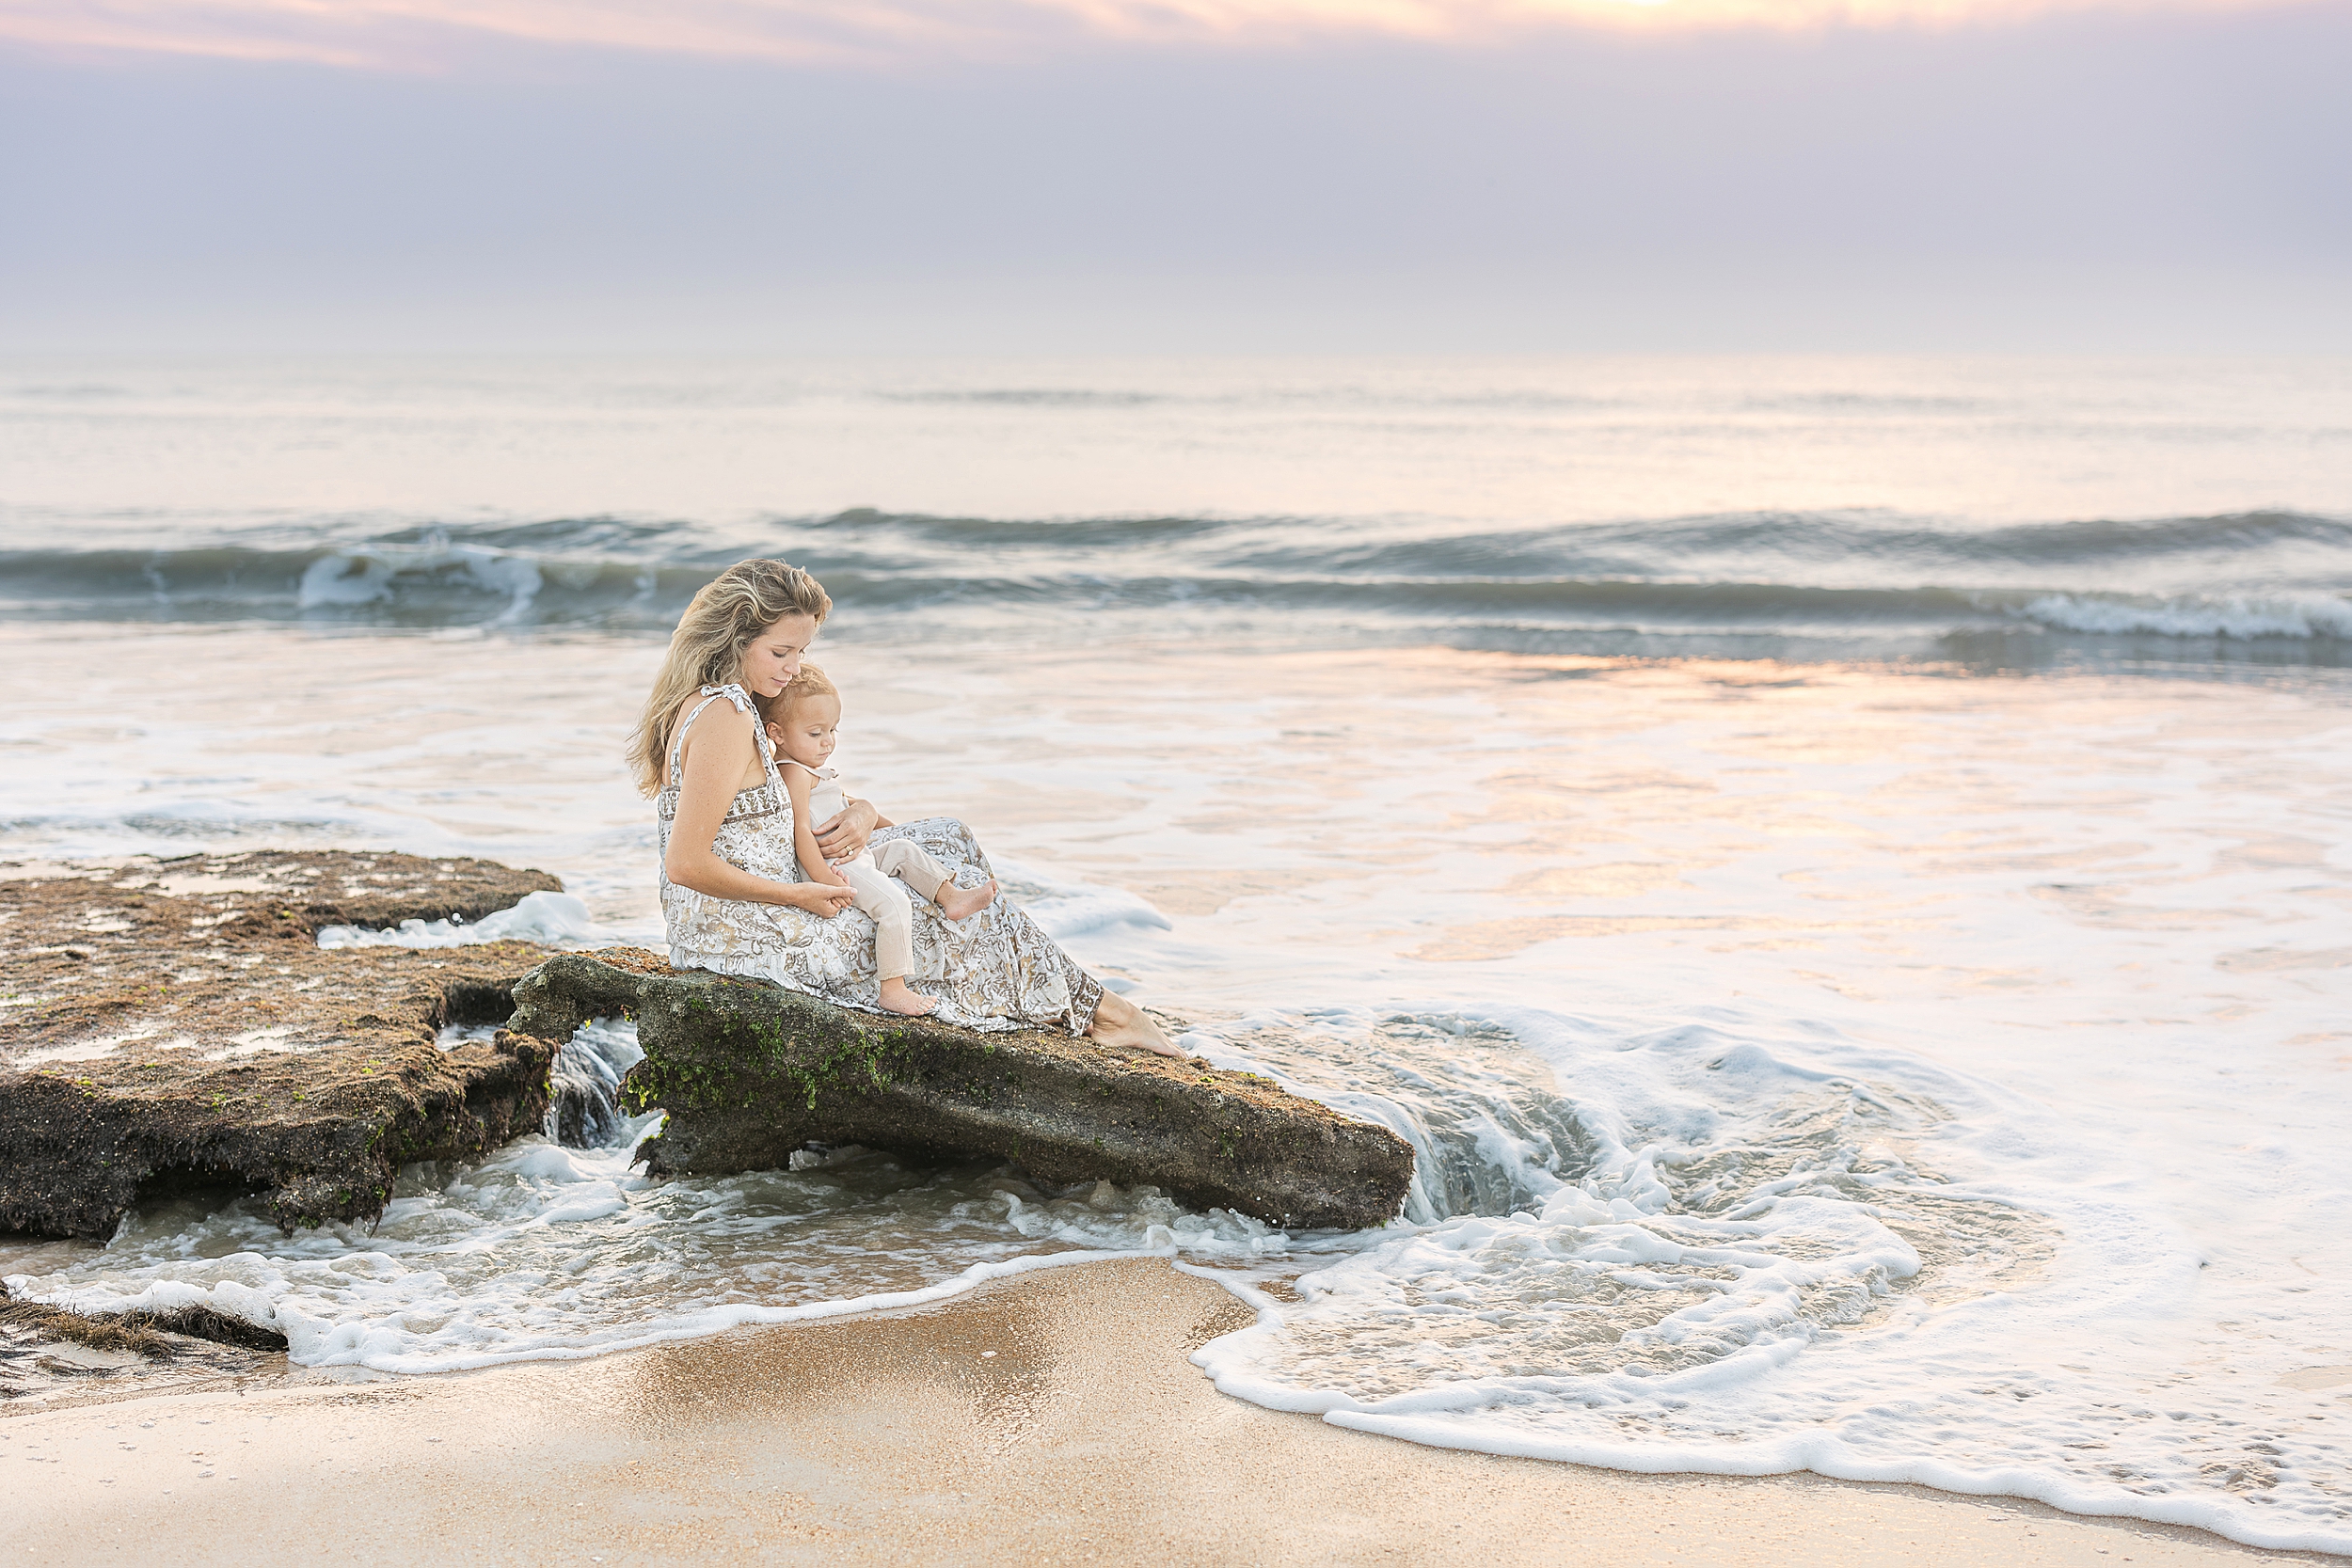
<box><xmin>673</xmin><ymin>682</ymin><xmax>784</xmax><ymax>794</ymax></box>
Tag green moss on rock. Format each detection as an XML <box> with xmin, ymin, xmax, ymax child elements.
<box><xmin>511</xmin><ymin>950</ymin><xmax>1413</xmax><ymax>1231</ymax></box>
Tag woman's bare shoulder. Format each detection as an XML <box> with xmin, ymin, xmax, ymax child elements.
<box><xmin>668</xmin><ymin>694</ymin><xmax>757</xmax><ymax>784</ymax></box>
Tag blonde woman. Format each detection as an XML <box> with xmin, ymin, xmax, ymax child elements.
<box><xmin>630</xmin><ymin>557</ymin><xmax>1180</xmax><ymax>1054</ymax></box>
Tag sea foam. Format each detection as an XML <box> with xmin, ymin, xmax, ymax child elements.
<box><xmin>314</xmin><ymin>890</ymin><xmax>616</xmax><ymax>950</ymax></box>
<box><xmin>2018</xmin><ymin>590</ymin><xmax>2352</xmax><ymax>640</ymax></box>
<box><xmin>1187</xmin><ymin>1006</ymin><xmax>2352</xmax><ymax>1557</ymax></box>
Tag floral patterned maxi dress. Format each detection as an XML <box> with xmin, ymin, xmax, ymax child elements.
<box><xmin>656</xmin><ymin>684</ymin><xmax>1104</xmax><ymax>1033</ymax></box>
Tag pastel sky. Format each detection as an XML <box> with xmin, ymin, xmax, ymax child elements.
<box><xmin>1</xmin><ymin>0</ymin><xmax>2344</xmax><ymax>351</ymax></box>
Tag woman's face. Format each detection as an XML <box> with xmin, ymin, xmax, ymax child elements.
<box><xmin>739</xmin><ymin>614</ymin><xmax>818</xmax><ymax>698</ymax></box>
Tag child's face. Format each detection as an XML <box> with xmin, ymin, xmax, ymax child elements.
<box><xmin>768</xmin><ymin>693</ymin><xmax>840</xmax><ymax>768</ymax></box>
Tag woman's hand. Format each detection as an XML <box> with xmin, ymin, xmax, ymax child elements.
<box><xmin>812</xmin><ymin>798</ymin><xmax>880</xmax><ymax>863</ymax></box>
<box><xmin>783</xmin><ymin>881</ymin><xmax>860</xmax><ymax>917</ymax></box>
<box><xmin>664</xmin><ymin>701</ymin><xmax>857</xmax><ymax>918</ymax></box>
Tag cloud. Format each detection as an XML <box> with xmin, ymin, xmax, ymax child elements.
<box><xmin>0</xmin><ymin>0</ymin><xmax>2305</xmax><ymax>71</ymax></box>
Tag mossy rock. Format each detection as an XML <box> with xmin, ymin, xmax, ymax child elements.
<box><xmin>511</xmin><ymin>950</ymin><xmax>1414</xmax><ymax>1231</ymax></box>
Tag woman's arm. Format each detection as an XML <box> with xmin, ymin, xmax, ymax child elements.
<box><xmin>663</xmin><ymin>705</ymin><xmax>856</xmax><ymax>916</ymax></box>
<box><xmin>781</xmin><ymin>766</ymin><xmax>850</xmax><ymax>888</ymax></box>
<box><xmin>811</xmin><ymin>797</ymin><xmax>883</xmax><ymax>861</ymax></box>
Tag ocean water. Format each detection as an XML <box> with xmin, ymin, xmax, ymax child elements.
<box><xmin>3</xmin><ymin>356</ymin><xmax>2350</xmax><ymax>1552</ymax></box>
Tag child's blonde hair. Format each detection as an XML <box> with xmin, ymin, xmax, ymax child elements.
<box><xmin>761</xmin><ymin>662</ymin><xmax>838</xmax><ymax>727</ymax></box>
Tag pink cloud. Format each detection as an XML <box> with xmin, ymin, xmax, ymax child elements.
<box><xmin>0</xmin><ymin>0</ymin><xmax>2308</xmax><ymax>70</ymax></box>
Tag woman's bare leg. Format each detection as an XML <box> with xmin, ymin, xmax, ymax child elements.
<box><xmin>1088</xmin><ymin>988</ymin><xmax>1183</xmax><ymax>1057</ymax></box>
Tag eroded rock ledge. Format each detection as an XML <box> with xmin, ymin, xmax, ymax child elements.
<box><xmin>0</xmin><ymin>851</ymin><xmax>561</xmax><ymax>1238</ymax></box>
<box><xmin>510</xmin><ymin>950</ymin><xmax>1414</xmax><ymax>1231</ymax></box>
<box><xmin>3</xmin><ymin>853</ymin><xmax>1416</xmax><ymax>1243</ymax></box>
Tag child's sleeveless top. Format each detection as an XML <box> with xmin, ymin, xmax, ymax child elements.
<box><xmin>776</xmin><ymin>759</ymin><xmax>858</xmax><ymax>864</ymax></box>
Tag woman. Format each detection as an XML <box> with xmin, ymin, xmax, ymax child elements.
<box><xmin>629</xmin><ymin>558</ymin><xmax>1181</xmax><ymax>1055</ymax></box>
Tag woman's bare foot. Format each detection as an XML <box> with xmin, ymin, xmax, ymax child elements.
<box><xmin>1087</xmin><ymin>989</ymin><xmax>1183</xmax><ymax>1057</ymax></box>
<box><xmin>935</xmin><ymin>879</ymin><xmax>998</xmax><ymax>922</ymax></box>
<box><xmin>878</xmin><ymin>977</ymin><xmax>938</xmax><ymax>1017</ymax></box>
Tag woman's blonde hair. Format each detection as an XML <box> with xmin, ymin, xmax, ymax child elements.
<box><xmin>628</xmin><ymin>560</ymin><xmax>833</xmax><ymax>795</ymax></box>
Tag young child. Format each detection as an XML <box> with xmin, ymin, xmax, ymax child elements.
<box><xmin>762</xmin><ymin>665</ymin><xmax>997</xmax><ymax>1017</ymax></box>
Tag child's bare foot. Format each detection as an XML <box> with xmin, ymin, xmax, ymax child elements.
<box><xmin>935</xmin><ymin>879</ymin><xmax>998</xmax><ymax>923</ymax></box>
<box><xmin>878</xmin><ymin>977</ymin><xmax>938</xmax><ymax>1017</ymax></box>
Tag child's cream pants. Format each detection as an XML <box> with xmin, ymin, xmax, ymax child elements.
<box><xmin>837</xmin><ymin>838</ymin><xmax>957</xmax><ymax>981</ymax></box>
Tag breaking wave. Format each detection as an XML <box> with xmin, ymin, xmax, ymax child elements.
<box><xmin>3</xmin><ymin>508</ymin><xmax>2350</xmax><ymax>668</ymax></box>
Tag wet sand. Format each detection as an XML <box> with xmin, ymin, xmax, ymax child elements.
<box><xmin>0</xmin><ymin>1259</ymin><xmax>2326</xmax><ymax>1565</ymax></box>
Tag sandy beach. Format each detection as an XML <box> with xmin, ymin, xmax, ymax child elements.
<box><xmin>0</xmin><ymin>1259</ymin><xmax>2326</xmax><ymax>1566</ymax></box>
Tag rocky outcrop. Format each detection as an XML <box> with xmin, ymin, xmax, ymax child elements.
<box><xmin>3</xmin><ymin>851</ymin><xmax>1417</xmax><ymax>1241</ymax></box>
<box><xmin>510</xmin><ymin>950</ymin><xmax>1415</xmax><ymax>1231</ymax></box>
<box><xmin>0</xmin><ymin>852</ymin><xmax>561</xmax><ymax>1238</ymax></box>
